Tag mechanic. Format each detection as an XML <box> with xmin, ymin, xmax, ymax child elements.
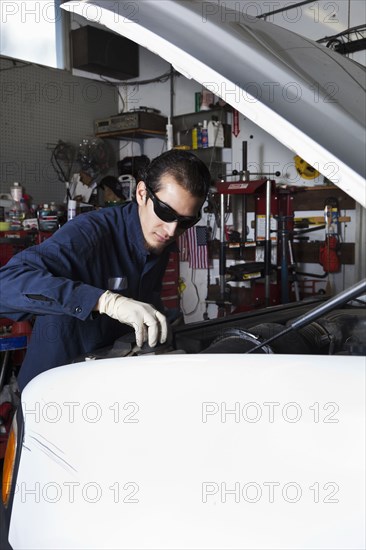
<box><xmin>0</xmin><ymin>150</ymin><xmax>211</xmax><ymax>391</ymax></box>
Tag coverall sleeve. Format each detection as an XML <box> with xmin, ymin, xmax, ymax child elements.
<box><xmin>0</xmin><ymin>231</ymin><xmax>104</xmax><ymax>321</ymax></box>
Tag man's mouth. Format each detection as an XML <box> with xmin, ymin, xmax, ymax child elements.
<box><xmin>155</xmin><ymin>233</ymin><xmax>170</xmax><ymax>244</ymax></box>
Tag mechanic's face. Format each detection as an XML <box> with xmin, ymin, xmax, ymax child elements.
<box><xmin>136</xmin><ymin>175</ymin><xmax>204</xmax><ymax>254</ymax></box>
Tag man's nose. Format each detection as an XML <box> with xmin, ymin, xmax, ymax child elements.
<box><xmin>164</xmin><ymin>220</ymin><xmax>179</xmax><ymax>237</ymax></box>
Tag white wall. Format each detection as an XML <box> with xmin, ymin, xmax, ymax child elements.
<box><xmin>119</xmin><ymin>0</ymin><xmax>365</xmax><ymax>321</ymax></box>
<box><xmin>117</xmin><ymin>49</ymin><xmax>201</xmax><ymax>160</ymax></box>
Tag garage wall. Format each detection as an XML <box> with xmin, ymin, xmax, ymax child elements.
<box><xmin>116</xmin><ymin>48</ymin><xmax>202</xmax><ymax>161</ymax></box>
<box><xmin>1</xmin><ymin>1</ymin><xmax>363</xmax><ymax>320</ymax></box>
<box><xmin>0</xmin><ymin>59</ymin><xmax>118</xmax><ymax>204</ymax></box>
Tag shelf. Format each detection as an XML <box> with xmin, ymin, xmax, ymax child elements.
<box><xmin>292</xmin><ymin>186</ymin><xmax>356</xmax><ymax>210</ymax></box>
<box><xmin>292</xmin><ymin>241</ymin><xmax>355</xmax><ymax>265</ymax></box>
<box><xmin>208</xmin><ymin>239</ymin><xmax>355</xmax><ymax>265</ymax></box>
<box><xmin>95</xmin><ymin>128</ymin><xmax>166</xmax><ymax>140</ymax></box>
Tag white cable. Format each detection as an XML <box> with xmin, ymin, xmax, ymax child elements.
<box><xmin>181</xmin><ymin>268</ymin><xmax>200</xmax><ymax>316</ymax></box>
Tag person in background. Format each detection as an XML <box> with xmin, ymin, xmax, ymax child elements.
<box><xmin>0</xmin><ymin>150</ymin><xmax>211</xmax><ymax>390</ymax></box>
<box><xmin>100</xmin><ymin>175</ymin><xmax>126</xmax><ymax>204</ymax></box>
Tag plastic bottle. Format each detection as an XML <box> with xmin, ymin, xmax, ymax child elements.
<box><xmin>7</xmin><ymin>182</ymin><xmax>24</xmax><ymax>230</ymax></box>
<box><xmin>191</xmin><ymin>126</ymin><xmax>198</xmax><ymax>150</ymax></box>
<box><xmin>67</xmin><ymin>199</ymin><xmax>77</xmax><ymax>221</ymax></box>
<box><xmin>207</xmin><ymin>120</ymin><xmax>224</xmax><ymax>147</ymax></box>
<box><xmin>166</xmin><ymin>118</ymin><xmax>173</xmax><ymax>150</ymax></box>
<box><xmin>7</xmin><ymin>203</ymin><xmax>24</xmax><ymax>231</ymax></box>
<box><xmin>197</xmin><ymin>123</ymin><xmax>203</xmax><ymax>148</ymax></box>
<box><xmin>201</xmin><ymin>120</ymin><xmax>208</xmax><ymax>148</ymax></box>
<box><xmin>38</xmin><ymin>204</ymin><xmax>59</xmax><ymax>232</ymax></box>
<box><xmin>10</xmin><ymin>182</ymin><xmax>22</xmax><ymax>202</ymax></box>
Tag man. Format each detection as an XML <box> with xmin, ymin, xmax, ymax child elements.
<box><xmin>0</xmin><ymin>150</ymin><xmax>211</xmax><ymax>390</ymax></box>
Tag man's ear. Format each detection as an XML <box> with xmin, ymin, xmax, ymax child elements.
<box><xmin>136</xmin><ymin>181</ymin><xmax>147</xmax><ymax>205</ymax></box>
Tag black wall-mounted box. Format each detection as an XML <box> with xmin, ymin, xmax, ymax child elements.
<box><xmin>71</xmin><ymin>25</ymin><xmax>139</xmax><ymax>80</ymax></box>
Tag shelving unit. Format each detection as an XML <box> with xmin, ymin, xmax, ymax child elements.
<box><xmin>172</xmin><ymin>108</ymin><xmax>231</xmax><ymax>180</ymax></box>
<box><xmin>172</xmin><ymin>108</ymin><xmax>230</xmax><ymax>135</ymax></box>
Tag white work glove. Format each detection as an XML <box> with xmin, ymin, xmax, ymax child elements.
<box><xmin>98</xmin><ymin>291</ymin><xmax>167</xmax><ymax>348</ymax></box>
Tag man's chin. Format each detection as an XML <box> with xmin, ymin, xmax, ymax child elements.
<box><xmin>144</xmin><ymin>239</ymin><xmax>170</xmax><ymax>255</ymax></box>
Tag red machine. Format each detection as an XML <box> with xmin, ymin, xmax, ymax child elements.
<box><xmin>214</xmin><ymin>142</ymin><xmax>296</xmax><ymax>313</ymax></box>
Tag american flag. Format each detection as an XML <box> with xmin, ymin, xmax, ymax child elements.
<box><xmin>179</xmin><ymin>226</ymin><xmax>209</xmax><ymax>269</ymax></box>
<box><xmin>178</xmin><ymin>231</ymin><xmax>189</xmax><ymax>262</ymax></box>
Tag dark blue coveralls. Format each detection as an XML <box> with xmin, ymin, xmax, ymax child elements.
<box><xmin>0</xmin><ymin>202</ymin><xmax>173</xmax><ymax>390</ymax></box>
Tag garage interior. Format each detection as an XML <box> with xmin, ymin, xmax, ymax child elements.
<box><xmin>1</xmin><ymin>0</ymin><xmax>365</xmax><ymax>402</ymax></box>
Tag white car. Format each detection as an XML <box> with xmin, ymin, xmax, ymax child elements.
<box><xmin>2</xmin><ymin>1</ymin><xmax>365</xmax><ymax>549</ymax></box>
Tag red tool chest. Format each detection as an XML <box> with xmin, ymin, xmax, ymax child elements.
<box><xmin>161</xmin><ymin>252</ymin><xmax>180</xmax><ymax>310</ymax></box>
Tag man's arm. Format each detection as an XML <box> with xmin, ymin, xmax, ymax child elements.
<box><xmin>0</xmin><ymin>237</ymin><xmax>104</xmax><ymax>321</ymax></box>
<box><xmin>0</xmin><ymin>240</ymin><xmax>167</xmax><ymax>348</ymax></box>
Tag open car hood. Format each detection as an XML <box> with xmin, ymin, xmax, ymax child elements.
<box><xmin>62</xmin><ymin>0</ymin><xmax>366</xmax><ymax>207</ymax></box>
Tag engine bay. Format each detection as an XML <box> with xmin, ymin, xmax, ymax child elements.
<box><xmin>83</xmin><ymin>281</ymin><xmax>366</xmax><ymax>361</ymax></box>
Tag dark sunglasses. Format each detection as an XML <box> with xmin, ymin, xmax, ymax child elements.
<box><xmin>145</xmin><ymin>184</ymin><xmax>201</xmax><ymax>229</ymax></box>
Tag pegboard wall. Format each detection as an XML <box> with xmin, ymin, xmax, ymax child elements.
<box><xmin>0</xmin><ymin>59</ymin><xmax>118</xmax><ymax>204</ymax></box>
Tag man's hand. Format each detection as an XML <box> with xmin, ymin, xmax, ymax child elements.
<box><xmin>97</xmin><ymin>291</ymin><xmax>167</xmax><ymax>348</ymax></box>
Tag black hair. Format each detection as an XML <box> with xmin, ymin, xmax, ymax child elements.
<box><xmin>140</xmin><ymin>150</ymin><xmax>211</xmax><ymax>198</ymax></box>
